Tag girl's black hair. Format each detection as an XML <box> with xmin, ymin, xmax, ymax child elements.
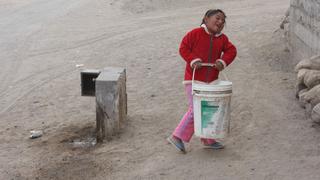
<box><xmin>201</xmin><ymin>9</ymin><xmax>226</xmax><ymax>26</ymax></box>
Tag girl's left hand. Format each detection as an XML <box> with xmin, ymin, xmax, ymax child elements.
<box><xmin>214</xmin><ymin>61</ymin><xmax>224</xmax><ymax>71</ymax></box>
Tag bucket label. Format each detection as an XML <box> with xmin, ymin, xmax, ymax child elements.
<box><xmin>201</xmin><ymin>100</ymin><xmax>224</xmax><ymax>135</ymax></box>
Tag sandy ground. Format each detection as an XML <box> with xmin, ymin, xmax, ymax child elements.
<box><xmin>1</xmin><ymin>0</ymin><xmax>320</xmax><ymax>179</ymax></box>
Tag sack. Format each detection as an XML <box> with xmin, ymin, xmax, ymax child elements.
<box><xmin>299</xmin><ymin>84</ymin><xmax>320</xmax><ymax>109</ymax></box>
<box><xmin>296</xmin><ymin>82</ymin><xmax>308</xmax><ymax>99</ymax></box>
<box><xmin>297</xmin><ymin>69</ymin><xmax>308</xmax><ymax>85</ymax></box>
<box><xmin>294</xmin><ymin>55</ymin><xmax>320</xmax><ymax>72</ymax></box>
<box><xmin>303</xmin><ymin>70</ymin><xmax>320</xmax><ymax>89</ymax></box>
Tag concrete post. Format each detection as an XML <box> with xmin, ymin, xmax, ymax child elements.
<box><xmin>95</xmin><ymin>67</ymin><xmax>127</xmax><ymax>142</ymax></box>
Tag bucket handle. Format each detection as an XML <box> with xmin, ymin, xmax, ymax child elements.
<box><xmin>192</xmin><ymin>63</ymin><xmax>229</xmax><ymax>93</ymax></box>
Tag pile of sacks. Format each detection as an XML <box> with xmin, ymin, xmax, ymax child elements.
<box><xmin>295</xmin><ymin>55</ymin><xmax>320</xmax><ymax>123</ymax></box>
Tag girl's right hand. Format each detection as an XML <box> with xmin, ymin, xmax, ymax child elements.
<box><xmin>192</xmin><ymin>61</ymin><xmax>202</xmax><ymax>69</ymax></box>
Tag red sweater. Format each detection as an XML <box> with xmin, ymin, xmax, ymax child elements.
<box><xmin>179</xmin><ymin>25</ymin><xmax>237</xmax><ymax>83</ymax></box>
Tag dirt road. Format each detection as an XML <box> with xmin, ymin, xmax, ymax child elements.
<box><xmin>1</xmin><ymin>0</ymin><xmax>320</xmax><ymax>179</ymax></box>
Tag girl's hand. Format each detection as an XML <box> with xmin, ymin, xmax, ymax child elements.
<box><xmin>214</xmin><ymin>61</ymin><xmax>224</xmax><ymax>71</ymax></box>
<box><xmin>192</xmin><ymin>61</ymin><xmax>202</xmax><ymax>69</ymax></box>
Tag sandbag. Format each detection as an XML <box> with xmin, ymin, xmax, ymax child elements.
<box><xmin>297</xmin><ymin>69</ymin><xmax>308</xmax><ymax>85</ymax></box>
<box><xmin>296</xmin><ymin>82</ymin><xmax>308</xmax><ymax>99</ymax></box>
<box><xmin>294</xmin><ymin>55</ymin><xmax>320</xmax><ymax>72</ymax></box>
<box><xmin>311</xmin><ymin>103</ymin><xmax>320</xmax><ymax>123</ymax></box>
<box><xmin>303</xmin><ymin>69</ymin><xmax>320</xmax><ymax>89</ymax></box>
<box><xmin>299</xmin><ymin>84</ymin><xmax>320</xmax><ymax>109</ymax></box>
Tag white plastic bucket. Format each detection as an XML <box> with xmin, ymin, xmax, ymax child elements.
<box><xmin>192</xmin><ymin>65</ymin><xmax>232</xmax><ymax>139</ymax></box>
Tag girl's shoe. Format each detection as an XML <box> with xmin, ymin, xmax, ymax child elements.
<box><xmin>203</xmin><ymin>142</ymin><xmax>225</xmax><ymax>149</ymax></box>
<box><xmin>167</xmin><ymin>136</ymin><xmax>186</xmax><ymax>153</ymax></box>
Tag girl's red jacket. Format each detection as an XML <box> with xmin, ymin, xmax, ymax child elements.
<box><xmin>179</xmin><ymin>25</ymin><xmax>237</xmax><ymax>83</ymax></box>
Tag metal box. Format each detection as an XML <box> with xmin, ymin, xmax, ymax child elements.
<box><xmin>80</xmin><ymin>69</ymin><xmax>101</xmax><ymax>96</ymax></box>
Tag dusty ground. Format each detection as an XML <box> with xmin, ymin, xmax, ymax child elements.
<box><xmin>1</xmin><ymin>0</ymin><xmax>320</xmax><ymax>179</ymax></box>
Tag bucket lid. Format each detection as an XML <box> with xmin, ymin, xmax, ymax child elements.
<box><xmin>192</xmin><ymin>80</ymin><xmax>232</xmax><ymax>92</ymax></box>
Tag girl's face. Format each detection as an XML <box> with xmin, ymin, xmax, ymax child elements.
<box><xmin>205</xmin><ymin>12</ymin><xmax>225</xmax><ymax>34</ymax></box>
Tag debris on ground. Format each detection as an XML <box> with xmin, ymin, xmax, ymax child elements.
<box><xmin>30</xmin><ymin>130</ymin><xmax>43</xmax><ymax>139</ymax></box>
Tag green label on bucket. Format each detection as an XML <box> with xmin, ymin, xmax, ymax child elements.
<box><xmin>201</xmin><ymin>101</ymin><xmax>219</xmax><ymax>133</ymax></box>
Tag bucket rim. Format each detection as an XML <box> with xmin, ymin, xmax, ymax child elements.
<box><xmin>192</xmin><ymin>80</ymin><xmax>232</xmax><ymax>92</ymax></box>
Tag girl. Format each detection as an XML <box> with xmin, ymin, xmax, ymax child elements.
<box><xmin>167</xmin><ymin>9</ymin><xmax>237</xmax><ymax>153</ymax></box>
